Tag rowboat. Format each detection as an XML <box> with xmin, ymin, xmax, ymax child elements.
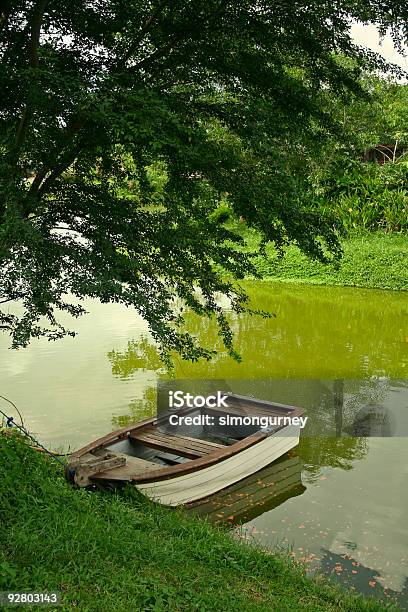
<box><xmin>67</xmin><ymin>393</ymin><xmax>304</xmax><ymax>506</ymax></box>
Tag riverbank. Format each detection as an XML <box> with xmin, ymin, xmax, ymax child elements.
<box><xmin>231</xmin><ymin>223</ymin><xmax>407</xmax><ymax>291</ymax></box>
<box><xmin>0</xmin><ymin>434</ymin><xmax>395</xmax><ymax>611</ymax></box>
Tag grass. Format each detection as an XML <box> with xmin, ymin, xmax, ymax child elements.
<box><xmin>0</xmin><ymin>433</ymin><xmax>399</xmax><ymax>611</ymax></box>
<box><xmin>228</xmin><ymin>221</ymin><xmax>408</xmax><ymax>291</ymax></box>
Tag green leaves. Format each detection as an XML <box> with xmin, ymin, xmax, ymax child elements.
<box><xmin>328</xmin><ymin>162</ymin><xmax>408</xmax><ymax>233</ymax></box>
<box><xmin>1</xmin><ymin>1</ymin><xmax>407</xmax><ymax>356</ymax></box>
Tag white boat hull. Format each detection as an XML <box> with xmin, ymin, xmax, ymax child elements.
<box><xmin>136</xmin><ymin>424</ymin><xmax>301</xmax><ymax>506</ymax></box>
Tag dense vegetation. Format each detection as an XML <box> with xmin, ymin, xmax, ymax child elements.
<box><xmin>211</xmin><ymin>74</ymin><xmax>408</xmax><ymax>290</ymax></box>
<box><xmin>310</xmin><ymin>76</ymin><xmax>408</xmax><ymax>236</ymax></box>
<box><xmin>321</xmin><ymin>162</ymin><xmax>408</xmax><ymax>235</ymax></box>
<box><xmin>253</xmin><ymin>233</ymin><xmax>408</xmax><ymax>290</ymax></box>
<box><xmin>0</xmin><ymin>433</ymin><xmax>396</xmax><ymax>612</ymax></box>
<box><xmin>1</xmin><ymin>1</ymin><xmax>408</xmax><ymax>359</ymax></box>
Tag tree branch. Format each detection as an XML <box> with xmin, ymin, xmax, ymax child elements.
<box><xmin>131</xmin><ymin>0</ymin><xmax>228</xmax><ymax>72</ymax></box>
<box><xmin>119</xmin><ymin>0</ymin><xmax>169</xmax><ymax>66</ymax></box>
<box><xmin>30</xmin><ymin>0</ymin><xmax>49</xmax><ymax>68</ymax></box>
<box><xmin>14</xmin><ymin>107</ymin><xmax>29</xmax><ymax>150</ymax></box>
<box><xmin>14</xmin><ymin>0</ymin><xmax>50</xmax><ymax>149</ymax></box>
<box><xmin>133</xmin><ymin>34</ymin><xmax>183</xmax><ymax>71</ymax></box>
<box><xmin>29</xmin><ymin>118</ymin><xmax>85</xmax><ymax>196</ymax></box>
<box><xmin>37</xmin><ymin>140</ymin><xmax>83</xmax><ymax>198</ymax></box>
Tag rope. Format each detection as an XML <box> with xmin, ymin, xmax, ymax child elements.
<box><xmin>0</xmin><ymin>405</ymin><xmax>67</xmax><ymax>469</ymax></box>
<box><xmin>0</xmin><ymin>395</ymin><xmax>24</xmax><ymax>426</ymax></box>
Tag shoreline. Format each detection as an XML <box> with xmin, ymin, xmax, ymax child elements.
<box><xmin>230</xmin><ymin>223</ymin><xmax>408</xmax><ymax>292</ymax></box>
<box><xmin>0</xmin><ymin>433</ymin><xmax>394</xmax><ymax>611</ymax></box>
<box><xmin>246</xmin><ymin>275</ymin><xmax>408</xmax><ymax>292</ymax></box>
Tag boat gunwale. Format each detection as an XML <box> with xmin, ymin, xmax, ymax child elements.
<box><xmin>69</xmin><ymin>396</ymin><xmax>304</xmax><ymax>485</ymax></box>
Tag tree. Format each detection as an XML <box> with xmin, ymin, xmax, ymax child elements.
<box><xmin>1</xmin><ymin>1</ymin><xmax>407</xmax><ymax>360</ymax></box>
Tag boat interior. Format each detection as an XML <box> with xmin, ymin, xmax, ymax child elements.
<box><xmin>74</xmin><ymin>412</ymin><xmax>236</xmax><ymax>485</ymax></box>
<box><xmin>71</xmin><ymin>394</ymin><xmax>298</xmax><ymax>484</ymax></box>
<box><xmin>101</xmin><ymin>409</ymin><xmax>237</xmax><ymax>472</ymax></box>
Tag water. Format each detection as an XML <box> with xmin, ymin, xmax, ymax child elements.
<box><xmin>0</xmin><ymin>282</ymin><xmax>407</xmax><ymax>606</ymax></box>
<box><xmin>239</xmin><ymin>437</ymin><xmax>408</xmax><ymax>607</ymax></box>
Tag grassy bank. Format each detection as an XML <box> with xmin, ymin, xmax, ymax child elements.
<box><xmin>230</xmin><ymin>222</ymin><xmax>408</xmax><ymax>290</ymax></box>
<box><xmin>0</xmin><ymin>434</ymin><xmax>397</xmax><ymax>611</ymax></box>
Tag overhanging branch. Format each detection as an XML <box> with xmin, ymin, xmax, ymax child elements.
<box><xmin>14</xmin><ymin>0</ymin><xmax>51</xmax><ymax>150</ymax></box>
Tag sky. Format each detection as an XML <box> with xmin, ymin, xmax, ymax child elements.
<box><xmin>350</xmin><ymin>22</ymin><xmax>408</xmax><ymax>73</ymax></box>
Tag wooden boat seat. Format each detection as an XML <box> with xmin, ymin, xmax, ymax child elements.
<box><xmin>130</xmin><ymin>428</ymin><xmax>225</xmax><ymax>459</ymax></box>
<box><xmin>77</xmin><ymin>449</ymin><xmax>160</xmax><ymax>483</ymax></box>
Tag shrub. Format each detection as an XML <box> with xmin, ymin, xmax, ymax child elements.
<box><xmin>317</xmin><ymin>159</ymin><xmax>408</xmax><ymax>234</ymax></box>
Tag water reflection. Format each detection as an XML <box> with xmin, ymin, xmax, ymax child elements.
<box><xmin>158</xmin><ymin>377</ymin><xmax>406</xmax><ymax>609</ymax></box>
<box><xmin>350</xmin><ymin>403</ymin><xmax>395</xmax><ymax>437</ymax></box>
<box><xmin>319</xmin><ymin>550</ymin><xmax>408</xmax><ymax>610</ymax></box>
<box><xmin>237</xmin><ymin>435</ymin><xmax>408</xmax><ymax>608</ymax></box>
<box><xmin>108</xmin><ymin>337</ymin><xmax>165</xmax><ymax>379</ymax></box>
<box><xmin>111</xmin><ymin>386</ymin><xmax>157</xmax><ymax>427</ymax></box>
<box><xmin>175</xmin><ymin>282</ymin><xmax>408</xmax><ymax>378</ymax></box>
<box><xmin>187</xmin><ymin>450</ymin><xmax>306</xmax><ymax>525</ymax></box>
<box><xmin>104</xmin><ymin>282</ymin><xmax>408</xmax><ymax>380</ymax></box>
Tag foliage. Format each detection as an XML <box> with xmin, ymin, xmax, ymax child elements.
<box><xmin>0</xmin><ymin>433</ymin><xmax>393</xmax><ymax>611</ymax></box>
<box><xmin>251</xmin><ymin>232</ymin><xmax>408</xmax><ymax>291</ymax></box>
<box><xmin>1</xmin><ymin>1</ymin><xmax>408</xmax><ymax>357</ymax></box>
<box><xmin>300</xmin><ymin>76</ymin><xmax>408</xmax><ymax>235</ymax></box>
<box><xmin>209</xmin><ymin>202</ymin><xmax>234</xmax><ymax>225</ymax></box>
<box><xmin>335</xmin><ymin>75</ymin><xmax>408</xmax><ymax>152</ymax></box>
<box><xmin>320</xmin><ymin>159</ymin><xmax>408</xmax><ymax>233</ymax></box>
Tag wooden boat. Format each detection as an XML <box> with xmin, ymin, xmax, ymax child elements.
<box><xmin>67</xmin><ymin>393</ymin><xmax>304</xmax><ymax>506</ymax></box>
<box><xmin>187</xmin><ymin>450</ymin><xmax>306</xmax><ymax>524</ymax></box>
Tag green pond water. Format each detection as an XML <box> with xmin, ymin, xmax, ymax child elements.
<box><xmin>0</xmin><ymin>282</ymin><xmax>407</xmax><ymax>607</ymax></box>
